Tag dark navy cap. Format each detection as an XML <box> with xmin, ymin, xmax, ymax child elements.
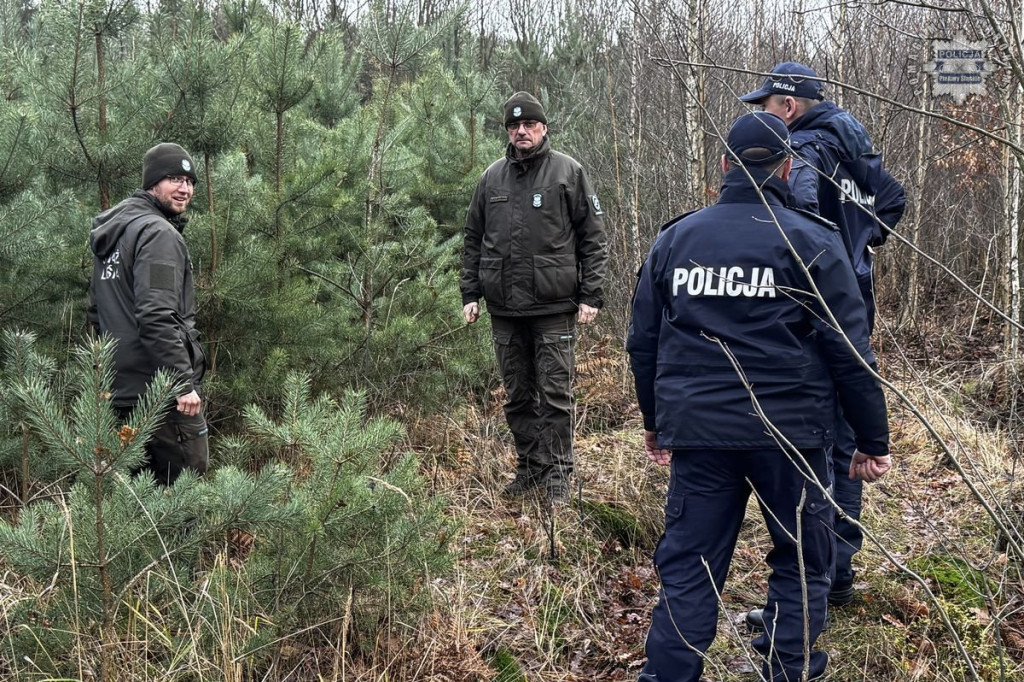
<box><xmin>726</xmin><ymin>112</ymin><xmax>791</xmax><ymax>164</ymax></box>
<box><xmin>739</xmin><ymin>62</ymin><xmax>825</xmax><ymax>103</ymax></box>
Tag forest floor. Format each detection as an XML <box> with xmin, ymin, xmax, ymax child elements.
<box><xmin>373</xmin><ymin>333</ymin><xmax>1024</xmax><ymax>682</ymax></box>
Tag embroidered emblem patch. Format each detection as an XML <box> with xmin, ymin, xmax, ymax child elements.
<box><xmin>182</xmin><ymin>159</ymin><xmax>192</xmax><ymax>172</ymax></box>
<box><xmin>513</xmin><ymin>106</ymin><xmax>522</xmax><ymax>117</ymax></box>
<box><xmin>532</xmin><ymin>193</ymin><xmax>542</xmax><ymax>208</ymax></box>
<box><xmin>591</xmin><ymin>194</ymin><xmax>603</xmax><ymax>214</ymax></box>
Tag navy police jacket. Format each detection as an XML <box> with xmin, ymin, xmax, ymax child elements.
<box><xmin>627</xmin><ymin>169</ymin><xmax>889</xmax><ymax>454</ymax></box>
<box><xmin>789</xmin><ymin>102</ymin><xmax>906</xmax><ymax>330</ymax></box>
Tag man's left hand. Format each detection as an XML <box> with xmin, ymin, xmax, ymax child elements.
<box><xmin>643</xmin><ymin>430</ymin><xmax>671</xmax><ymax>466</ymax></box>
<box><xmin>177</xmin><ymin>390</ymin><xmax>202</xmax><ymax>417</ymax></box>
<box><xmin>579</xmin><ymin>303</ymin><xmax>599</xmax><ymax>325</ymax></box>
<box><xmin>849</xmin><ymin>450</ymin><xmax>891</xmax><ymax>482</ymax></box>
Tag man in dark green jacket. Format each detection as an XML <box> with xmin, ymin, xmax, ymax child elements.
<box><xmin>461</xmin><ymin>91</ymin><xmax>607</xmax><ymax>504</ymax></box>
<box><xmin>88</xmin><ymin>143</ymin><xmax>208</xmax><ymax>485</ymax></box>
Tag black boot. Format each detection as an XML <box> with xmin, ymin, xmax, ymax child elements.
<box><xmin>828</xmin><ymin>580</ymin><xmax>856</xmax><ymax>606</ymax></box>
<box><xmin>546</xmin><ymin>478</ymin><xmax>570</xmax><ymax>505</ymax></box>
<box><xmin>744</xmin><ymin>608</ymin><xmax>766</xmax><ymax>631</ymax></box>
<box><xmin>503</xmin><ymin>472</ymin><xmax>541</xmax><ymax>497</ymax></box>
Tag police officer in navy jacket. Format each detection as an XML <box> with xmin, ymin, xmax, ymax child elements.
<box><xmin>628</xmin><ymin>112</ymin><xmax>892</xmax><ymax>682</ymax></box>
<box><xmin>741</xmin><ymin>62</ymin><xmax>906</xmax><ymax>613</ymax></box>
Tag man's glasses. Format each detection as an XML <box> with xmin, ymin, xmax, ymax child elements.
<box><xmin>506</xmin><ymin>120</ymin><xmax>541</xmax><ymax>132</ymax></box>
<box><xmin>165</xmin><ymin>175</ymin><xmax>196</xmax><ymax>188</ymax></box>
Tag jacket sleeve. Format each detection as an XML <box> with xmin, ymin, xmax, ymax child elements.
<box><xmin>626</xmin><ymin>243</ymin><xmax>663</xmax><ymax>431</ymax></box>
<box><xmin>810</xmin><ymin>232</ymin><xmax>890</xmax><ymax>455</ymax></box>
<box><xmin>788</xmin><ymin>143</ymin><xmax>825</xmax><ymax>215</ymax></box>
<box><xmin>133</xmin><ymin>224</ymin><xmax>196</xmax><ymax>393</ymax></box>
<box><xmin>460</xmin><ymin>178</ymin><xmax>486</xmax><ymax>305</ymax></box>
<box><xmin>570</xmin><ymin>166</ymin><xmax>608</xmax><ymax>308</ymax></box>
<box><xmin>872</xmin><ymin>166</ymin><xmax>906</xmax><ymax>245</ymax></box>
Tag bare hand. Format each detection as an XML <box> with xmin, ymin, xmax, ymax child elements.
<box><xmin>578</xmin><ymin>303</ymin><xmax>599</xmax><ymax>325</ymax></box>
<box><xmin>177</xmin><ymin>390</ymin><xmax>202</xmax><ymax>417</ymax></box>
<box><xmin>463</xmin><ymin>302</ymin><xmax>479</xmax><ymax>324</ymax></box>
<box><xmin>849</xmin><ymin>450</ymin><xmax>891</xmax><ymax>482</ymax></box>
<box><xmin>644</xmin><ymin>430</ymin><xmax>671</xmax><ymax>466</ymax></box>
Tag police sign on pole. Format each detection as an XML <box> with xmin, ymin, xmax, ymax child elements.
<box><xmin>923</xmin><ymin>32</ymin><xmax>997</xmax><ymax>104</ymax></box>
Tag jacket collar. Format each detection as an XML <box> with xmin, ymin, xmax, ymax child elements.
<box><xmin>789</xmin><ymin>100</ymin><xmax>838</xmax><ymax>135</ymax></box>
<box><xmin>134</xmin><ymin>189</ymin><xmax>189</xmax><ymax>232</ymax></box>
<box><xmin>717</xmin><ymin>168</ymin><xmax>793</xmax><ymax>207</ymax></box>
<box><xmin>505</xmin><ymin>136</ymin><xmax>551</xmax><ymax>169</ymax></box>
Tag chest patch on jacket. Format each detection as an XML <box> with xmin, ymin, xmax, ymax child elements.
<box><xmin>489</xmin><ymin>195</ymin><xmax>509</xmax><ymax>203</ymax></box>
<box><xmin>672</xmin><ymin>266</ymin><xmax>776</xmax><ymax>298</ymax></box>
<box><xmin>532</xmin><ymin>193</ymin><xmax>542</xmax><ymax>208</ymax></box>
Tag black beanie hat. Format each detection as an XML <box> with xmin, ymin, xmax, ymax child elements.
<box><xmin>503</xmin><ymin>91</ymin><xmax>547</xmax><ymax>127</ymax></box>
<box><xmin>143</xmin><ymin>143</ymin><xmax>198</xmax><ymax>189</ymax></box>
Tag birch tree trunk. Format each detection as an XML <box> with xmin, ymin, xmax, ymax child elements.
<box><xmin>682</xmin><ymin>0</ymin><xmax>705</xmax><ymax>203</ymax></box>
<box><xmin>905</xmin><ymin>41</ymin><xmax>931</xmax><ymax>326</ymax></box>
<box><xmin>1005</xmin><ymin>79</ymin><xmax>1023</xmax><ymax>358</ymax></box>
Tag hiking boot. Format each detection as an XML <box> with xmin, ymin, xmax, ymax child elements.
<box><xmin>746</xmin><ymin>590</ymin><xmax>849</xmax><ymax>631</ymax></box>
<box><xmin>828</xmin><ymin>581</ymin><xmax>856</xmax><ymax>606</ymax></box>
<box><xmin>744</xmin><ymin>608</ymin><xmax>766</xmax><ymax>631</ymax></box>
<box><xmin>546</xmin><ymin>479</ymin><xmax>570</xmax><ymax>506</ymax></box>
<box><xmin>502</xmin><ymin>473</ymin><xmax>541</xmax><ymax>497</ymax></box>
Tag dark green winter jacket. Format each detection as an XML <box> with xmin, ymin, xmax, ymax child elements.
<box><xmin>461</xmin><ymin>137</ymin><xmax>607</xmax><ymax>317</ymax></box>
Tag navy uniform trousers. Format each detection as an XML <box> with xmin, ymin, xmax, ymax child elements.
<box><xmin>832</xmin><ymin>415</ymin><xmax>862</xmax><ymax>591</ymax></box>
<box><xmin>639</xmin><ymin>448</ymin><xmax>835</xmax><ymax>682</ymax></box>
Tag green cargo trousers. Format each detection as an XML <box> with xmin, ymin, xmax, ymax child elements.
<box><xmin>490</xmin><ymin>312</ymin><xmax>576</xmax><ymax>486</ymax></box>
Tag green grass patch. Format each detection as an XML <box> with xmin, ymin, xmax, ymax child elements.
<box><xmin>580</xmin><ymin>499</ymin><xmax>651</xmax><ymax>549</ymax></box>
<box><xmin>489</xmin><ymin>645</ymin><xmax>526</xmax><ymax>682</ymax></box>
<box><xmin>909</xmin><ymin>554</ymin><xmax>992</xmax><ymax>608</ymax></box>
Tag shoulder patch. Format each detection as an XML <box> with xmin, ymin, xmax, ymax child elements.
<box><xmin>150</xmin><ymin>263</ymin><xmax>178</xmax><ymax>290</ymax></box>
<box><xmin>791</xmin><ymin>207</ymin><xmax>839</xmax><ymax>231</ymax></box>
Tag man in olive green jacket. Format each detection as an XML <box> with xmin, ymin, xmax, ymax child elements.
<box><xmin>461</xmin><ymin>91</ymin><xmax>607</xmax><ymax>504</ymax></box>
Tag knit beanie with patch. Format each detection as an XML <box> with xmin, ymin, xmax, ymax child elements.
<box><xmin>503</xmin><ymin>92</ymin><xmax>547</xmax><ymax>126</ymax></box>
<box><xmin>143</xmin><ymin>143</ymin><xmax>198</xmax><ymax>189</ymax></box>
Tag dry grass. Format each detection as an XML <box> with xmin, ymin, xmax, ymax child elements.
<box><xmin>393</xmin><ymin>334</ymin><xmax>1024</xmax><ymax>682</ymax></box>
<box><xmin>3</xmin><ymin>334</ymin><xmax>1023</xmax><ymax>681</ymax></box>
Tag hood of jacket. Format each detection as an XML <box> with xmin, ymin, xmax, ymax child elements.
<box><xmin>792</xmin><ymin>101</ymin><xmax>882</xmax><ymax>194</ymax></box>
<box><xmin>791</xmin><ymin>101</ymin><xmax>873</xmax><ymax>162</ymax></box>
<box><xmin>90</xmin><ymin>190</ymin><xmax>187</xmax><ymax>259</ymax></box>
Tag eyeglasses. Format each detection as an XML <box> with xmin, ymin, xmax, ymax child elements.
<box><xmin>506</xmin><ymin>120</ymin><xmax>541</xmax><ymax>132</ymax></box>
<box><xmin>164</xmin><ymin>175</ymin><xmax>196</xmax><ymax>188</ymax></box>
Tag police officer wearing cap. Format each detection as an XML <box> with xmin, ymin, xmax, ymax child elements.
<box><xmin>741</xmin><ymin>62</ymin><xmax>906</xmax><ymax>615</ymax></box>
<box><xmin>628</xmin><ymin>112</ymin><xmax>891</xmax><ymax>682</ymax></box>
<box><xmin>461</xmin><ymin>92</ymin><xmax>607</xmax><ymax>504</ymax></box>
<box><xmin>88</xmin><ymin>142</ymin><xmax>209</xmax><ymax>485</ymax></box>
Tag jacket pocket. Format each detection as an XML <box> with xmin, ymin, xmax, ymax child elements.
<box><xmin>533</xmin><ymin>253</ymin><xmax>576</xmax><ymax>302</ymax></box>
<box><xmin>172</xmin><ymin>410</ymin><xmax>210</xmax><ymax>475</ymax></box>
<box><xmin>479</xmin><ymin>257</ymin><xmax>505</xmax><ymax>308</ymax></box>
